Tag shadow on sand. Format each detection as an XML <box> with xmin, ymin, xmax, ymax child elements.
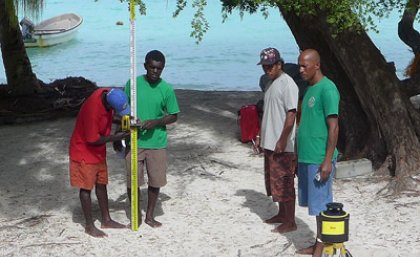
<box><xmin>235</xmin><ymin>188</ymin><xmax>316</xmax><ymax>251</ymax></box>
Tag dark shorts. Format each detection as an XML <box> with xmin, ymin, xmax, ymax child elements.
<box><xmin>264</xmin><ymin>150</ymin><xmax>297</xmax><ymax>202</ymax></box>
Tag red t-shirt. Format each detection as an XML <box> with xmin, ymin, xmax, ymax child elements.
<box><xmin>69</xmin><ymin>88</ymin><xmax>113</xmax><ymax>163</ymax></box>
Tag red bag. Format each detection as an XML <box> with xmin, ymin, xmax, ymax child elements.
<box><xmin>238</xmin><ymin>104</ymin><xmax>260</xmax><ymax>143</ymax></box>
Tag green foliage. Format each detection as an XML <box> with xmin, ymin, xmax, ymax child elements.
<box><xmin>173</xmin><ymin>0</ymin><xmax>209</xmax><ymax>44</ymax></box>
<box><xmin>173</xmin><ymin>0</ymin><xmax>187</xmax><ymax>17</ymax></box>
<box><xmin>116</xmin><ymin>0</ymin><xmax>146</xmax><ymax>15</ymax></box>
<box><xmin>116</xmin><ymin>0</ymin><xmax>209</xmax><ymax>44</ymax></box>
<box><xmin>122</xmin><ymin>0</ymin><xmax>418</xmax><ymax>42</ymax></box>
<box><xmin>221</xmin><ymin>0</ymin><xmax>272</xmax><ymax>21</ymax></box>
<box><xmin>190</xmin><ymin>0</ymin><xmax>209</xmax><ymax>43</ymax></box>
<box><xmin>219</xmin><ymin>0</ymin><xmax>418</xmax><ymax>36</ymax></box>
<box><xmin>13</xmin><ymin>0</ymin><xmax>45</xmax><ymax>20</ymax></box>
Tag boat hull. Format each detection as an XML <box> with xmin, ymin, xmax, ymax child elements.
<box><xmin>24</xmin><ymin>13</ymin><xmax>83</xmax><ymax>47</ymax></box>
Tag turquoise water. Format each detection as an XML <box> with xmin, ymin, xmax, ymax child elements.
<box><xmin>0</xmin><ymin>0</ymin><xmax>417</xmax><ymax>90</ymax></box>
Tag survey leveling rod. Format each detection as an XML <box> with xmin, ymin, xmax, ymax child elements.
<box><xmin>129</xmin><ymin>0</ymin><xmax>139</xmax><ymax>231</ymax></box>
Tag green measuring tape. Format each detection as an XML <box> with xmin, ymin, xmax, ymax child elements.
<box><xmin>129</xmin><ymin>0</ymin><xmax>138</xmax><ymax>231</ymax></box>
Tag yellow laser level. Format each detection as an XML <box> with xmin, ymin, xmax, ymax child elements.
<box><xmin>319</xmin><ymin>202</ymin><xmax>353</xmax><ymax>257</ymax></box>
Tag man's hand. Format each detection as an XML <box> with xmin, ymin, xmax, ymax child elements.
<box><xmin>141</xmin><ymin>120</ymin><xmax>160</xmax><ymax>130</ymax></box>
<box><xmin>274</xmin><ymin>140</ymin><xmax>286</xmax><ymax>154</ymax></box>
<box><xmin>111</xmin><ymin>131</ymin><xmax>130</xmax><ymax>142</ymax></box>
<box><xmin>252</xmin><ymin>137</ymin><xmax>262</xmax><ymax>154</ymax></box>
<box><xmin>113</xmin><ymin>140</ymin><xmax>123</xmax><ymax>152</ymax></box>
<box><xmin>319</xmin><ymin>161</ymin><xmax>333</xmax><ymax>182</ymax></box>
<box><xmin>87</xmin><ymin>131</ymin><xmax>130</xmax><ymax>146</ymax></box>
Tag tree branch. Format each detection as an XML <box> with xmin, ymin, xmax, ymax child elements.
<box><xmin>398</xmin><ymin>0</ymin><xmax>420</xmax><ymax>54</ymax></box>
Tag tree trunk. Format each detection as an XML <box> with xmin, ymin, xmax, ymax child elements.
<box><xmin>0</xmin><ymin>1</ymin><xmax>97</xmax><ymax>121</ymax></box>
<box><xmin>0</xmin><ymin>0</ymin><xmax>40</xmax><ymax>96</ymax></box>
<box><xmin>401</xmin><ymin>74</ymin><xmax>420</xmax><ymax>97</ymax></box>
<box><xmin>398</xmin><ymin>0</ymin><xmax>420</xmax><ymax>55</ymax></box>
<box><xmin>278</xmin><ymin>6</ymin><xmax>420</xmax><ymax>193</ymax></box>
<box><xmin>277</xmin><ymin>8</ymin><xmax>385</xmax><ymax>164</ymax></box>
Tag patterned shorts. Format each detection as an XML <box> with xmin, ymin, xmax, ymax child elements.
<box><xmin>264</xmin><ymin>150</ymin><xmax>297</xmax><ymax>202</ymax></box>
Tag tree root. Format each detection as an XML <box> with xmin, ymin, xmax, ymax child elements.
<box><xmin>375</xmin><ymin>155</ymin><xmax>394</xmax><ymax>176</ymax></box>
<box><xmin>377</xmin><ymin>174</ymin><xmax>420</xmax><ymax>197</ymax></box>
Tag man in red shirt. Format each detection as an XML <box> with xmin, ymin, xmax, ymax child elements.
<box><xmin>69</xmin><ymin>88</ymin><xmax>130</xmax><ymax>238</ymax></box>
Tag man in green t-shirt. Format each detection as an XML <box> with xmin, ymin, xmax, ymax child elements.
<box><xmin>296</xmin><ymin>49</ymin><xmax>340</xmax><ymax>257</ymax></box>
<box><xmin>123</xmin><ymin>50</ymin><xmax>180</xmax><ymax>228</ymax></box>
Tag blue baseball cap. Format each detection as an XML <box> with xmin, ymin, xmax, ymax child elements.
<box><xmin>106</xmin><ymin>89</ymin><xmax>130</xmax><ymax>116</ymax></box>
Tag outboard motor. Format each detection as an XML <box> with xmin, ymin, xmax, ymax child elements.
<box><xmin>20</xmin><ymin>17</ymin><xmax>35</xmax><ymax>39</ymax></box>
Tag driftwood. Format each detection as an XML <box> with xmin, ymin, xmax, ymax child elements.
<box><xmin>0</xmin><ymin>77</ymin><xmax>98</xmax><ymax>124</ymax></box>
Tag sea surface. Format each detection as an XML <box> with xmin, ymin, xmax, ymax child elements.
<box><xmin>0</xmin><ymin>0</ymin><xmax>417</xmax><ymax>91</ymax></box>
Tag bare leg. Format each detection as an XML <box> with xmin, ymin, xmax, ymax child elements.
<box><xmin>264</xmin><ymin>202</ymin><xmax>284</xmax><ymax>224</ymax></box>
<box><xmin>312</xmin><ymin>216</ymin><xmax>324</xmax><ymax>257</ymax></box>
<box><xmin>79</xmin><ymin>189</ymin><xmax>107</xmax><ymax>238</ymax></box>
<box><xmin>272</xmin><ymin>199</ymin><xmax>297</xmax><ymax>233</ymax></box>
<box><xmin>96</xmin><ymin>184</ymin><xmax>127</xmax><ymax>229</ymax></box>
<box><xmin>296</xmin><ymin>244</ymin><xmax>315</xmax><ymax>255</ymax></box>
<box><xmin>296</xmin><ymin>216</ymin><xmax>323</xmax><ymax>256</ymax></box>
<box><xmin>127</xmin><ymin>187</ymin><xmax>142</xmax><ymax>225</ymax></box>
<box><xmin>145</xmin><ymin>186</ymin><xmax>162</xmax><ymax>228</ymax></box>
<box><xmin>312</xmin><ymin>241</ymin><xmax>324</xmax><ymax>257</ymax></box>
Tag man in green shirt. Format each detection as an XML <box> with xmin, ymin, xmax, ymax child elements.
<box><xmin>296</xmin><ymin>49</ymin><xmax>340</xmax><ymax>256</ymax></box>
<box><xmin>124</xmin><ymin>50</ymin><xmax>180</xmax><ymax>228</ymax></box>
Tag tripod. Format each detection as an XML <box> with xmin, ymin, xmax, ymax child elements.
<box><xmin>322</xmin><ymin>242</ymin><xmax>353</xmax><ymax>257</ymax></box>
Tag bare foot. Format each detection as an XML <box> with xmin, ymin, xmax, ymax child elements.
<box><xmin>296</xmin><ymin>245</ymin><xmax>315</xmax><ymax>255</ymax></box>
<box><xmin>85</xmin><ymin>226</ymin><xmax>108</xmax><ymax>238</ymax></box>
<box><xmin>312</xmin><ymin>241</ymin><xmax>324</xmax><ymax>257</ymax></box>
<box><xmin>271</xmin><ymin>222</ymin><xmax>297</xmax><ymax>233</ymax></box>
<box><xmin>264</xmin><ymin>214</ymin><xmax>284</xmax><ymax>224</ymax></box>
<box><xmin>145</xmin><ymin>218</ymin><xmax>162</xmax><ymax>228</ymax></box>
<box><xmin>101</xmin><ymin>219</ymin><xmax>128</xmax><ymax>229</ymax></box>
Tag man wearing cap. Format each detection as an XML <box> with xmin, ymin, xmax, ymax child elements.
<box><xmin>69</xmin><ymin>88</ymin><xmax>130</xmax><ymax>238</ymax></box>
<box><xmin>254</xmin><ymin>47</ymin><xmax>299</xmax><ymax>233</ymax></box>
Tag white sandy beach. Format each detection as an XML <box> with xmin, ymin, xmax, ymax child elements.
<box><xmin>0</xmin><ymin>89</ymin><xmax>419</xmax><ymax>257</ymax></box>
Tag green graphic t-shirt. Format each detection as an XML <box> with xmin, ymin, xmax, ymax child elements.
<box><xmin>297</xmin><ymin>76</ymin><xmax>340</xmax><ymax>164</ymax></box>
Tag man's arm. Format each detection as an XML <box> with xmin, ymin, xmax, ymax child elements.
<box><xmin>319</xmin><ymin>115</ymin><xmax>339</xmax><ymax>181</ymax></box>
<box><xmin>88</xmin><ymin>131</ymin><xmax>130</xmax><ymax>146</ymax></box>
<box><xmin>274</xmin><ymin>110</ymin><xmax>296</xmax><ymax>153</ymax></box>
<box><xmin>141</xmin><ymin>114</ymin><xmax>178</xmax><ymax>130</ymax></box>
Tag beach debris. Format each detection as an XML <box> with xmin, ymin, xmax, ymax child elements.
<box><xmin>0</xmin><ymin>214</ymin><xmax>52</xmax><ymax>231</ymax></box>
<box><xmin>209</xmin><ymin>158</ymin><xmax>238</xmax><ymax>169</ymax></box>
<box><xmin>21</xmin><ymin>241</ymin><xmax>82</xmax><ymax>248</ymax></box>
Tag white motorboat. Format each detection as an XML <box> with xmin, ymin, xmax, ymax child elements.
<box><xmin>21</xmin><ymin>13</ymin><xmax>83</xmax><ymax>47</ymax></box>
